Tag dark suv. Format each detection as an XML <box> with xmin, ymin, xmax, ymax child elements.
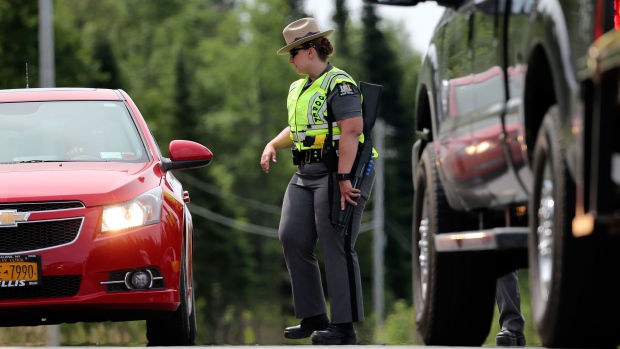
<box><xmin>366</xmin><ymin>0</ymin><xmax>620</xmax><ymax>347</ymax></box>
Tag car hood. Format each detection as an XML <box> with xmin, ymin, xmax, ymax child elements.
<box><xmin>0</xmin><ymin>162</ymin><xmax>163</xmax><ymax>207</ymax></box>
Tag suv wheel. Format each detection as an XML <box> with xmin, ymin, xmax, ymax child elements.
<box><xmin>412</xmin><ymin>143</ymin><xmax>494</xmax><ymax>346</ymax></box>
<box><xmin>529</xmin><ymin>105</ymin><xmax>620</xmax><ymax>348</ymax></box>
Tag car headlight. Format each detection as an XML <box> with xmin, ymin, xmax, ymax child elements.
<box><xmin>101</xmin><ymin>187</ymin><xmax>162</xmax><ymax>232</ymax></box>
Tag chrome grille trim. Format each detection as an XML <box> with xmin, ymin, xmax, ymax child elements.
<box><xmin>0</xmin><ymin>201</ymin><xmax>85</xmax><ymax>213</ymax></box>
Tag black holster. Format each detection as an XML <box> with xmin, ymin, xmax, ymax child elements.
<box><xmin>321</xmin><ymin>141</ymin><xmax>338</xmax><ymax>170</ymax></box>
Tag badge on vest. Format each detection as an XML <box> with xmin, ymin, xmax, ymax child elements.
<box><xmin>339</xmin><ymin>83</ymin><xmax>354</xmax><ymax>96</ymax></box>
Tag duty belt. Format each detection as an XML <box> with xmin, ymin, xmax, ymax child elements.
<box><xmin>292</xmin><ymin>149</ymin><xmax>323</xmax><ymax>165</ymax></box>
<box><xmin>292</xmin><ymin>133</ymin><xmax>341</xmax><ymax>144</ymax></box>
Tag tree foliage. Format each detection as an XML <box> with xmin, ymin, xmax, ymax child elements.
<box><xmin>1</xmin><ymin>0</ymin><xmax>423</xmax><ymax>344</ymax></box>
<box><xmin>359</xmin><ymin>4</ymin><xmax>418</xmax><ymax>301</ymax></box>
<box><xmin>0</xmin><ymin>0</ymin><xmax>40</xmax><ymax>88</ymax></box>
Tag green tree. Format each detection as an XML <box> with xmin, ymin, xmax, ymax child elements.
<box><xmin>90</xmin><ymin>39</ymin><xmax>122</xmax><ymax>88</ymax></box>
<box><xmin>174</xmin><ymin>0</ymin><xmax>303</xmax><ymax>342</ymax></box>
<box><xmin>332</xmin><ymin>0</ymin><xmax>351</xmax><ymax>59</ymax></box>
<box><xmin>284</xmin><ymin>0</ymin><xmax>307</xmax><ymax>21</ymax></box>
<box><xmin>172</xmin><ymin>52</ymin><xmax>198</xmax><ymax>141</ymax></box>
<box><xmin>359</xmin><ymin>4</ymin><xmax>416</xmax><ymax>303</ymax></box>
<box><xmin>0</xmin><ymin>0</ymin><xmax>39</xmax><ymax>88</ymax></box>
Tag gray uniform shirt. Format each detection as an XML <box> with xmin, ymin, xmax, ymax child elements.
<box><xmin>302</xmin><ymin>63</ymin><xmax>362</xmax><ymax>122</ymax></box>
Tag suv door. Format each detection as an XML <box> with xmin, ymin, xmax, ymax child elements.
<box><xmin>436</xmin><ymin>0</ymin><xmax>478</xmax><ymax>208</ymax></box>
<box><xmin>468</xmin><ymin>0</ymin><xmax>529</xmax><ymax>208</ymax></box>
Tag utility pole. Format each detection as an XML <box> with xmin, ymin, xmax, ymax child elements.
<box><xmin>373</xmin><ymin>118</ymin><xmax>385</xmax><ymax>330</ymax></box>
<box><xmin>39</xmin><ymin>0</ymin><xmax>55</xmax><ymax>88</ymax></box>
<box><xmin>39</xmin><ymin>0</ymin><xmax>59</xmax><ymax>345</ymax></box>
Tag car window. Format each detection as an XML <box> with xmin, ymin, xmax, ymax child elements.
<box><xmin>0</xmin><ymin>101</ymin><xmax>148</xmax><ymax>163</ymax></box>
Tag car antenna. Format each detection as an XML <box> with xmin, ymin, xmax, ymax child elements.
<box><xmin>25</xmin><ymin>63</ymin><xmax>29</xmax><ymax>88</ymax></box>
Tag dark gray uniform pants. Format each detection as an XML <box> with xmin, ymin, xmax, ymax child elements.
<box><xmin>496</xmin><ymin>270</ymin><xmax>525</xmax><ymax>333</ymax></box>
<box><xmin>278</xmin><ymin>163</ymin><xmax>374</xmax><ymax>324</ymax></box>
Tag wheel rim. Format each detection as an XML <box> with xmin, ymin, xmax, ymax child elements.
<box><xmin>418</xmin><ymin>195</ymin><xmax>430</xmax><ymax>301</ymax></box>
<box><xmin>537</xmin><ymin>162</ymin><xmax>554</xmax><ymax>303</ymax></box>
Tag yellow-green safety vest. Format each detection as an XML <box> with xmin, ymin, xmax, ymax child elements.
<box><xmin>287</xmin><ymin>67</ymin><xmax>365</xmax><ymax>150</ymax></box>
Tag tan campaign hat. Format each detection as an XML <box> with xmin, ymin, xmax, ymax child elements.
<box><xmin>276</xmin><ymin>18</ymin><xmax>334</xmax><ymax>55</ymax></box>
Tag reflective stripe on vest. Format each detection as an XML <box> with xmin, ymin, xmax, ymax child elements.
<box><xmin>287</xmin><ymin>66</ymin><xmax>359</xmax><ymax>150</ymax></box>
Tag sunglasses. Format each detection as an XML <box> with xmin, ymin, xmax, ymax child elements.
<box><xmin>289</xmin><ymin>46</ymin><xmax>308</xmax><ymax>58</ymax></box>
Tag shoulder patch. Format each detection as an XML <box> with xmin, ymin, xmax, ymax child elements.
<box><xmin>338</xmin><ymin>83</ymin><xmax>354</xmax><ymax>96</ymax></box>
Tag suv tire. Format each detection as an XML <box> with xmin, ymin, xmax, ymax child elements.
<box><xmin>529</xmin><ymin>105</ymin><xmax>620</xmax><ymax>348</ymax></box>
<box><xmin>413</xmin><ymin>143</ymin><xmax>495</xmax><ymax>346</ymax></box>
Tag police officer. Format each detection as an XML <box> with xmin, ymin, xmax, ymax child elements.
<box><xmin>260</xmin><ymin>18</ymin><xmax>375</xmax><ymax>345</ymax></box>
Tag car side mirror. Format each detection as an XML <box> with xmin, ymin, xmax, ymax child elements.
<box><xmin>161</xmin><ymin>140</ymin><xmax>213</xmax><ymax>172</ymax></box>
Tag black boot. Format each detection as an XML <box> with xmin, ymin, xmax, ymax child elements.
<box><xmin>496</xmin><ymin>329</ymin><xmax>526</xmax><ymax>347</ymax></box>
<box><xmin>311</xmin><ymin>323</ymin><xmax>356</xmax><ymax>345</ymax></box>
<box><xmin>284</xmin><ymin>314</ymin><xmax>330</xmax><ymax>339</ymax></box>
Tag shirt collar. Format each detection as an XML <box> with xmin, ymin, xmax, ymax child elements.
<box><xmin>305</xmin><ymin>63</ymin><xmax>333</xmax><ymax>87</ymax></box>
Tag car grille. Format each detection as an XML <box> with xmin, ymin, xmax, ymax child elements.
<box><xmin>0</xmin><ymin>218</ymin><xmax>83</xmax><ymax>253</ymax></box>
<box><xmin>0</xmin><ymin>276</ymin><xmax>81</xmax><ymax>300</ymax></box>
<box><xmin>0</xmin><ymin>201</ymin><xmax>84</xmax><ymax>212</ymax></box>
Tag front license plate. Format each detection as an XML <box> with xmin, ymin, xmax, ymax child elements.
<box><xmin>0</xmin><ymin>255</ymin><xmax>41</xmax><ymax>287</ymax></box>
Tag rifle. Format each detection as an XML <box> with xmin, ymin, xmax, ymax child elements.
<box><xmin>333</xmin><ymin>81</ymin><xmax>383</xmax><ymax>234</ymax></box>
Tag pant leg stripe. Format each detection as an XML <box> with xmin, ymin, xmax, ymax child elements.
<box><xmin>344</xmin><ymin>224</ymin><xmax>358</xmax><ymax>322</ymax></box>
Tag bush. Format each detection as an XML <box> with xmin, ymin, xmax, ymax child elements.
<box><xmin>374</xmin><ymin>299</ymin><xmax>422</xmax><ymax>345</ymax></box>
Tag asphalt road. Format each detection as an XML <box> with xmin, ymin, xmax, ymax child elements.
<box><xmin>17</xmin><ymin>345</ymin><xmax>542</xmax><ymax>349</ymax></box>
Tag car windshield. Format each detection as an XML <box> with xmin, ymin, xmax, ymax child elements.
<box><xmin>0</xmin><ymin>101</ymin><xmax>148</xmax><ymax>163</ymax></box>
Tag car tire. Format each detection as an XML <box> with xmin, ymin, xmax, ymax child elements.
<box><xmin>188</xmin><ymin>277</ymin><xmax>198</xmax><ymax>344</ymax></box>
<box><xmin>146</xmin><ymin>244</ymin><xmax>195</xmax><ymax>346</ymax></box>
<box><xmin>529</xmin><ymin>105</ymin><xmax>620</xmax><ymax>348</ymax></box>
<box><xmin>412</xmin><ymin>143</ymin><xmax>495</xmax><ymax>346</ymax></box>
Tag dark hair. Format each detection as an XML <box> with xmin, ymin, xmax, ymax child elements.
<box><xmin>308</xmin><ymin>37</ymin><xmax>334</xmax><ymax>61</ymax></box>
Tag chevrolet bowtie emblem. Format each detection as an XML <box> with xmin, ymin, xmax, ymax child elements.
<box><xmin>0</xmin><ymin>210</ymin><xmax>30</xmax><ymax>227</ymax></box>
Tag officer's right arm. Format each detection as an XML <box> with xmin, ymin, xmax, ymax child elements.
<box><xmin>261</xmin><ymin>126</ymin><xmax>294</xmax><ymax>173</ymax></box>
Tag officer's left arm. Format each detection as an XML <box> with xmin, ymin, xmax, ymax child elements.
<box><xmin>336</xmin><ymin>116</ymin><xmax>363</xmax><ymax>208</ymax></box>
<box><xmin>336</xmin><ymin>117</ymin><xmax>363</xmax><ymax>177</ymax></box>
<box><xmin>330</xmin><ymin>81</ymin><xmax>364</xmax><ymax>208</ymax></box>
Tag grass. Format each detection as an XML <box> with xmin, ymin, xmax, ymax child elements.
<box><xmin>0</xmin><ymin>269</ymin><xmax>542</xmax><ymax>346</ymax></box>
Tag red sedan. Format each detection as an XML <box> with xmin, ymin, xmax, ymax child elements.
<box><xmin>0</xmin><ymin>88</ymin><xmax>212</xmax><ymax>346</ymax></box>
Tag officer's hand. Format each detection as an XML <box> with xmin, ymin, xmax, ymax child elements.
<box><xmin>260</xmin><ymin>144</ymin><xmax>277</xmax><ymax>173</ymax></box>
<box><xmin>339</xmin><ymin>180</ymin><xmax>361</xmax><ymax>210</ymax></box>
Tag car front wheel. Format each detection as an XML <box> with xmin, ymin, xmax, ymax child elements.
<box><xmin>146</xmin><ymin>245</ymin><xmax>196</xmax><ymax>346</ymax></box>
